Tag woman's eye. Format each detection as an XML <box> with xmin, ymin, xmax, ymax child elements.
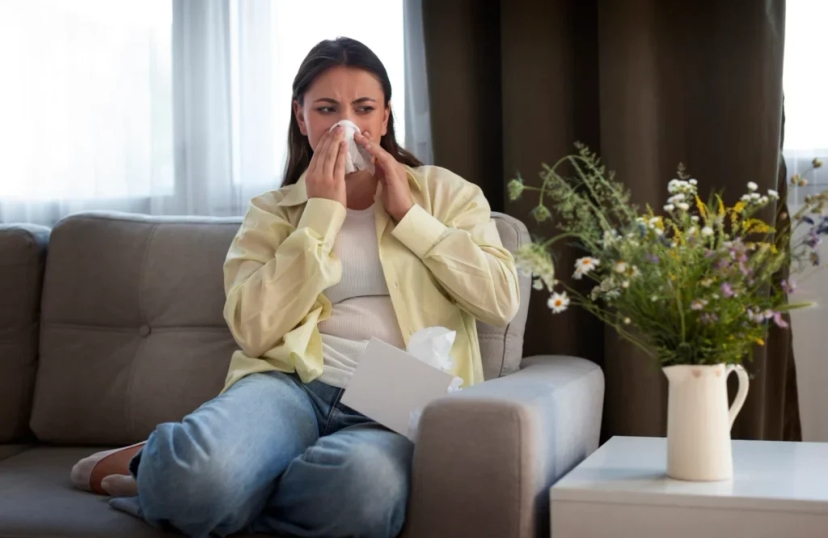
<box><xmin>316</xmin><ymin>107</ymin><xmax>335</xmax><ymax>114</ymax></box>
<box><xmin>357</xmin><ymin>106</ymin><xmax>375</xmax><ymax>114</ymax></box>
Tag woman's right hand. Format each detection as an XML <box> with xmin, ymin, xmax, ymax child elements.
<box><xmin>305</xmin><ymin>125</ymin><xmax>347</xmax><ymax>208</ymax></box>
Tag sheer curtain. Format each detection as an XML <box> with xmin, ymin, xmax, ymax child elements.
<box><xmin>0</xmin><ymin>0</ymin><xmax>174</xmax><ymax>224</ymax></box>
<box><xmin>0</xmin><ymin>0</ymin><xmax>428</xmax><ymax>226</ymax></box>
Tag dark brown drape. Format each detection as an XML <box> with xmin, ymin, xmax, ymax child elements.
<box><xmin>422</xmin><ymin>0</ymin><xmax>800</xmax><ymax>442</ymax></box>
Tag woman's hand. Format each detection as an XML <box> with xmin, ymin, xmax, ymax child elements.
<box><xmin>306</xmin><ymin>126</ymin><xmax>348</xmax><ymax>208</ymax></box>
<box><xmin>355</xmin><ymin>131</ymin><xmax>413</xmax><ymax>222</ymax></box>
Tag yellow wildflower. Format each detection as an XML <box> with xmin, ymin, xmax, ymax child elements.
<box><xmin>695</xmin><ymin>196</ymin><xmax>708</xmax><ymax>220</ymax></box>
<box><xmin>755</xmin><ymin>338</ymin><xmax>765</xmax><ymax>346</ymax></box>
<box><xmin>743</xmin><ymin>219</ymin><xmax>771</xmax><ymax>234</ymax></box>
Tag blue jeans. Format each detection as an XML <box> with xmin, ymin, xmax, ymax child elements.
<box><xmin>109</xmin><ymin>371</ymin><xmax>413</xmax><ymax>538</ymax></box>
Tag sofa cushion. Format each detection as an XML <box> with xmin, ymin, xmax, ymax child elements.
<box><xmin>478</xmin><ymin>214</ymin><xmax>531</xmax><ymax>380</ymax></box>
<box><xmin>0</xmin><ymin>446</ymin><xmax>261</xmax><ymax>537</ymax></box>
<box><xmin>30</xmin><ymin>213</ymin><xmax>242</xmax><ymax>445</ymax></box>
<box><xmin>0</xmin><ymin>444</ymin><xmax>32</xmax><ymax>462</ymax></box>
<box><xmin>0</xmin><ymin>224</ymin><xmax>49</xmax><ymax>443</ymax></box>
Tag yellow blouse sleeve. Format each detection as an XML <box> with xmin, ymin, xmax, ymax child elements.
<box><xmin>223</xmin><ymin>195</ymin><xmax>346</xmax><ymax>358</ymax></box>
<box><xmin>391</xmin><ymin>174</ymin><xmax>520</xmax><ymax>327</ymax></box>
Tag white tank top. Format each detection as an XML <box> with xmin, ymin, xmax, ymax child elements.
<box><xmin>317</xmin><ymin>205</ymin><xmax>405</xmax><ymax>388</ymax></box>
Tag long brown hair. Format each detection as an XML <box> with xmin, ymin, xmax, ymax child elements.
<box><xmin>283</xmin><ymin>37</ymin><xmax>422</xmax><ymax>186</ymax></box>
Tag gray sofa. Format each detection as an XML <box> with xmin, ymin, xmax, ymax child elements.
<box><xmin>0</xmin><ymin>211</ymin><xmax>604</xmax><ymax>538</ymax></box>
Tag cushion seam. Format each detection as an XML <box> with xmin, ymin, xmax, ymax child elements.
<box><xmin>126</xmin><ymin>223</ymin><xmax>158</xmax><ymax>441</ymax></box>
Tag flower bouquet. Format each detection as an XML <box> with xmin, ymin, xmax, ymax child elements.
<box><xmin>509</xmin><ymin>144</ymin><xmax>825</xmax><ymax>480</ymax></box>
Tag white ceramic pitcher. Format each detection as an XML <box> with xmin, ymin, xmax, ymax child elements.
<box><xmin>662</xmin><ymin>363</ymin><xmax>749</xmax><ymax>481</ymax></box>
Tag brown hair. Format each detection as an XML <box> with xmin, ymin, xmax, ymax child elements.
<box><xmin>283</xmin><ymin>37</ymin><xmax>422</xmax><ymax>186</ymax></box>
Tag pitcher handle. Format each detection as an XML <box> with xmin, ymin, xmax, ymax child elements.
<box><xmin>726</xmin><ymin>364</ymin><xmax>750</xmax><ymax>429</ymax></box>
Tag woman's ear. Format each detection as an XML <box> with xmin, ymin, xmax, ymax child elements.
<box><xmin>293</xmin><ymin>100</ymin><xmax>308</xmax><ymax>136</ymax></box>
<box><xmin>381</xmin><ymin>101</ymin><xmax>390</xmax><ymax>137</ymax></box>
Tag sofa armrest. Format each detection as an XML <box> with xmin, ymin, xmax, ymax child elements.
<box><xmin>404</xmin><ymin>356</ymin><xmax>604</xmax><ymax>538</ymax></box>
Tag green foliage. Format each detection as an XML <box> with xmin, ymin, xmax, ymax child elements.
<box><xmin>509</xmin><ymin>145</ymin><xmax>826</xmax><ymax>366</ymax></box>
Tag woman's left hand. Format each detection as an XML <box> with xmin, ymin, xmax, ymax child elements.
<box><xmin>355</xmin><ymin>131</ymin><xmax>413</xmax><ymax>223</ymax></box>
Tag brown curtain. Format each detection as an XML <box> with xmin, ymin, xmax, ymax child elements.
<box><xmin>422</xmin><ymin>0</ymin><xmax>801</xmax><ymax>441</ymax></box>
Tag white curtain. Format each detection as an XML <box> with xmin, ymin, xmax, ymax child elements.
<box><xmin>0</xmin><ymin>0</ymin><xmax>427</xmax><ymax>226</ymax></box>
<box><xmin>160</xmin><ymin>0</ymin><xmax>275</xmax><ymax>217</ymax></box>
<box><xmin>403</xmin><ymin>0</ymin><xmax>433</xmax><ymax>165</ymax></box>
<box><xmin>0</xmin><ymin>0</ymin><xmax>175</xmax><ymax>225</ymax></box>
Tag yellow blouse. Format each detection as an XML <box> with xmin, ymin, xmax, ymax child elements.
<box><xmin>220</xmin><ymin>165</ymin><xmax>520</xmax><ymax>393</ymax></box>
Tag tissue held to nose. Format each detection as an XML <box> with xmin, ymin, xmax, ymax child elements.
<box><xmin>330</xmin><ymin>119</ymin><xmax>375</xmax><ymax>175</ymax></box>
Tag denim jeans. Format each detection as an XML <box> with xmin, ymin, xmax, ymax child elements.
<box><xmin>109</xmin><ymin>371</ymin><xmax>413</xmax><ymax>538</ymax></box>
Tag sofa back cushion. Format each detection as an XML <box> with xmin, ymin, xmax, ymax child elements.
<box><xmin>0</xmin><ymin>224</ymin><xmax>49</xmax><ymax>443</ymax></box>
<box><xmin>29</xmin><ymin>211</ymin><xmax>529</xmax><ymax>445</ymax></box>
<box><xmin>478</xmin><ymin>215</ymin><xmax>530</xmax><ymax>379</ymax></box>
<box><xmin>30</xmin><ymin>213</ymin><xmax>241</xmax><ymax>445</ymax></box>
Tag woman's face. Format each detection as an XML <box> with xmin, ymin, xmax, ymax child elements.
<box><xmin>294</xmin><ymin>66</ymin><xmax>391</xmax><ymax>151</ymax></box>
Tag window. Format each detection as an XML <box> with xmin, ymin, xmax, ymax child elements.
<box><xmin>783</xmin><ymin>0</ymin><xmax>828</xmax><ymax>203</ymax></box>
<box><xmin>269</xmin><ymin>0</ymin><xmax>406</xmax><ymax>177</ymax></box>
<box><xmin>0</xmin><ymin>0</ymin><xmax>406</xmax><ymax>213</ymax></box>
<box><xmin>0</xmin><ymin>0</ymin><xmax>173</xmax><ymax>200</ymax></box>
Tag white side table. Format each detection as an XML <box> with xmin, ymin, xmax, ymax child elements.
<box><xmin>550</xmin><ymin>436</ymin><xmax>828</xmax><ymax>538</ymax></box>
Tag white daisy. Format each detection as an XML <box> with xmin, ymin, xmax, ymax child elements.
<box><xmin>547</xmin><ymin>292</ymin><xmax>570</xmax><ymax>314</ymax></box>
<box><xmin>614</xmin><ymin>261</ymin><xmax>628</xmax><ymax>274</ymax></box>
<box><xmin>701</xmin><ymin>226</ymin><xmax>714</xmax><ymax>237</ymax></box>
<box><xmin>677</xmin><ymin>203</ymin><xmax>690</xmax><ymax>211</ymax></box>
<box><xmin>573</xmin><ymin>257</ymin><xmax>600</xmax><ymax>279</ymax></box>
<box><xmin>747</xmin><ymin>181</ymin><xmax>758</xmax><ymax>192</ymax></box>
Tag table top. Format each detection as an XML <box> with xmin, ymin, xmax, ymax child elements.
<box><xmin>551</xmin><ymin>436</ymin><xmax>828</xmax><ymax>514</ymax></box>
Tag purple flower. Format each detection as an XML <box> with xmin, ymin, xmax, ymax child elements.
<box><xmin>705</xmin><ymin>249</ymin><xmax>716</xmax><ymax>259</ymax></box>
<box><xmin>739</xmin><ymin>260</ymin><xmax>751</xmax><ymax>277</ymax></box>
<box><xmin>805</xmin><ymin>231</ymin><xmax>822</xmax><ymax>249</ymax></box>
<box><xmin>773</xmin><ymin>312</ymin><xmax>789</xmax><ymax>328</ymax></box>
<box><xmin>721</xmin><ymin>282</ymin><xmax>735</xmax><ymax>298</ymax></box>
<box><xmin>781</xmin><ymin>279</ymin><xmax>796</xmax><ymax>294</ymax></box>
<box><xmin>646</xmin><ymin>254</ymin><xmax>660</xmax><ymax>264</ymax></box>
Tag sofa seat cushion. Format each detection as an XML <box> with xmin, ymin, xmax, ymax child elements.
<box><xmin>0</xmin><ymin>444</ymin><xmax>32</xmax><ymax>462</ymax></box>
<box><xmin>0</xmin><ymin>446</ymin><xmax>275</xmax><ymax>537</ymax></box>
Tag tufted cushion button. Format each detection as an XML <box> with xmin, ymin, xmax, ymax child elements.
<box><xmin>138</xmin><ymin>325</ymin><xmax>151</xmax><ymax>337</ymax></box>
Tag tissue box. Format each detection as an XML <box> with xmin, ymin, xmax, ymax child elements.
<box><xmin>340</xmin><ymin>338</ymin><xmax>457</xmax><ymax>439</ymax></box>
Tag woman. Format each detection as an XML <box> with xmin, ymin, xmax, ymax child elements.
<box><xmin>71</xmin><ymin>37</ymin><xmax>519</xmax><ymax>538</ymax></box>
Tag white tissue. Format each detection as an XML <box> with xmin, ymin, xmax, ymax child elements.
<box><xmin>406</xmin><ymin>327</ymin><xmax>456</xmax><ymax>372</ymax></box>
<box><xmin>405</xmin><ymin>327</ymin><xmax>464</xmax><ymax>442</ymax></box>
<box><xmin>330</xmin><ymin>120</ymin><xmax>375</xmax><ymax>175</ymax></box>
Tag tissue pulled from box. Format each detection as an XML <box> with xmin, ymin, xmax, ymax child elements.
<box><xmin>406</xmin><ymin>327</ymin><xmax>457</xmax><ymax>373</ymax></box>
<box><xmin>330</xmin><ymin>119</ymin><xmax>375</xmax><ymax>175</ymax></box>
